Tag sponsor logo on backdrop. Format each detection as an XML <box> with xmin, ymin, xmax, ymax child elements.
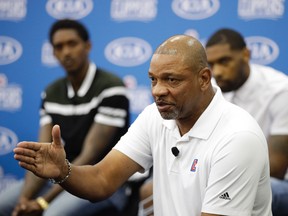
<box><xmin>184</xmin><ymin>29</ymin><xmax>200</xmax><ymax>39</ymax></box>
<box><xmin>238</xmin><ymin>0</ymin><xmax>284</xmax><ymax>20</ymax></box>
<box><xmin>0</xmin><ymin>126</ymin><xmax>18</xmax><ymax>155</ymax></box>
<box><xmin>0</xmin><ymin>73</ymin><xmax>22</xmax><ymax>111</ymax></box>
<box><xmin>111</xmin><ymin>0</ymin><xmax>158</xmax><ymax>21</ymax></box>
<box><xmin>184</xmin><ymin>29</ymin><xmax>207</xmax><ymax>46</ymax></box>
<box><xmin>42</xmin><ymin>42</ymin><xmax>59</xmax><ymax>66</ymax></box>
<box><xmin>46</xmin><ymin>0</ymin><xmax>93</xmax><ymax>19</ymax></box>
<box><xmin>172</xmin><ymin>0</ymin><xmax>220</xmax><ymax>20</ymax></box>
<box><xmin>105</xmin><ymin>37</ymin><xmax>152</xmax><ymax>67</ymax></box>
<box><xmin>0</xmin><ymin>36</ymin><xmax>22</xmax><ymax>65</ymax></box>
<box><xmin>246</xmin><ymin>36</ymin><xmax>279</xmax><ymax>65</ymax></box>
<box><xmin>0</xmin><ymin>0</ymin><xmax>26</xmax><ymax>20</ymax></box>
<box><xmin>123</xmin><ymin>75</ymin><xmax>152</xmax><ymax>114</ymax></box>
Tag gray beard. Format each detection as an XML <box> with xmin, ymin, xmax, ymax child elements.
<box><xmin>159</xmin><ymin>110</ymin><xmax>179</xmax><ymax>120</ymax></box>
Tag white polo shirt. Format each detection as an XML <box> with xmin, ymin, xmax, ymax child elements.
<box><xmin>223</xmin><ymin>64</ymin><xmax>288</xmax><ymax>138</ymax></box>
<box><xmin>115</xmin><ymin>86</ymin><xmax>272</xmax><ymax>216</ymax></box>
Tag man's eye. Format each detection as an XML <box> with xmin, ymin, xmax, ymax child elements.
<box><xmin>53</xmin><ymin>45</ymin><xmax>62</xmax><ymax>51</ymax></box>
<box><xmin>68</xmin><ymin>41</ymin><xmax>78</xmax><ymax>47</ymax></box>
<box><xmin>208</xmin><ymin>63</ymin><xmax>213</xmax><ymax>69</ymax></box>
<box><xmin>219</xmin><ymin>58</ymin><xmax>230</xmax><ymax>65</ymax></box>
<box><xmin>168</xmin><ymin>78</ymin><xmax>176</xmax><ymax>82</ymax></box>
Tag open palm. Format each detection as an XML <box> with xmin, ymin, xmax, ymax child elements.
<box><xmin>14</xmin><ymin>125</ymin><xmax>67</xmax><ymax>180</ymax></box>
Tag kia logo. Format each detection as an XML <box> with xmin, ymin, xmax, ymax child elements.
<box><xmin>105</xmin><ymin>37</ymin><xmax>152</xmax><ymax>67</ymax></box>
<box><xmin>0</xmin><ymin>36</ymin><xmax>22</xmax><ymax>65</ymax></box>
<box><xmin>46</xmin><ymin>0</ymin><xmax>93</xmax><ymax>19</ymax></box>
<box><xmin>0</xmin><ymin>127</ymin><xmax>18</xmax><ymax>155</ymax></box>
<box><xmin>246</xmin><ymin>36</ymin><xmax>279</xmax><ymax>65</ymax></box>
<box><xmin>172</xmin><ymin>0</ymin><xmax>220</xmax><ymax>20</ymax></box>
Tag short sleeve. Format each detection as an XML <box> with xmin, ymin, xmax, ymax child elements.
<box><xmin>94</xmin><ymin>86</ymin><xmax>129</xmax><ymax>128</ymax></box>
<box><xmin>269</xmin><ymin>90</ymin><xmax>288</xmax><ymax>135</ymax></box>
<box><xmin>114</xmin><ymin>104</ymin><xmax>154</xmax><ymax>171</ymax></box>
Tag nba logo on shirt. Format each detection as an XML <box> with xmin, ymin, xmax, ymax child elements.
<box><xmin>190</xmin><ymin>159</ymin><xmax>198</xmax><ymax>172</ymax></box>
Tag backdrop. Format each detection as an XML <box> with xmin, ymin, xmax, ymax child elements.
<box><xmin>0</xmin><ymin>0</ymin><xmax>287</xmax><ymax>192</ymax></box>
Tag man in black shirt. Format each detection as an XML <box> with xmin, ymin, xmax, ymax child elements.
<box><xmin>0</xmin><ymin>19</ymin><xmax>130</xmax><ymax>216</ymax></box>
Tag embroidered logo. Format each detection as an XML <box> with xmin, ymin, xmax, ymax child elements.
<box><xmin>219</xmin><ymin>192</ymin><xmax>231</xmax><ymax>200</ymax></box>
<box><xmin>190</xmin><ymin>159</ymin><xmax>198</xmax><ymax>172</ymax></box>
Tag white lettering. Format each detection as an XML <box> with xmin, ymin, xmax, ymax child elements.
<box><xmin>0</xmin><ymin>87</ymin><xmax>22</xmax><ymax>110</ymax></box>
<box><xmin>238</xmin><ymin>0</ymin><xmax>284</xmax><ymax>20</ymax></box>
<box><xmin>0</xmin><ymin>0</ymin><xmax>26</xmax><ymax>20</ymax></box>
<box><xmin>111</xmin><ymin>0</ymin><xmax>157</xmax><ymax>21</ymax></box>
<box><xmin>172</xmin><ymin>0</ymin><xmax>220</xmax><ymax>20</ymax></box>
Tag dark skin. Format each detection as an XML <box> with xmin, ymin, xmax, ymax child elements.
<box><xmin>52</xmin><ymin>29</ymin><xmax>90</xmax><ymax>92</ymax></box>
<box><xmin>14</xmin><ymin>35</ymin><xmax>237</xmax><ymax>216</ymax></box>
<box><xmin>12</xmin><ymin>29</ymin><xmax>120</xmax><ymax>216</ymax></box>
<box><xmin>206</xmin><ymin>43</ymin><xmax>288</xmax><ymax>180</ymax></box>
<box><xmin>139</xmin><ymin>178</ymin><xmax>153</xmax><ymax>216</ymax></box>
<box><xmin>206</xmin><ymin>43</ymin><xmax>250</xmax><ymax>93</ymax></box>
<box><xmin>149</xmin><ymin>53</ymin><xmax>213</xmax><ymax>136</ymax></box>
<box><xmin>268</xmin><ymin>135</ymin><xmax>288</xmax><ymax>179</ymax></box>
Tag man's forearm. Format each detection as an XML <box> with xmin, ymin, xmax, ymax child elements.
<box><xmin>19</xmin><ymin>171</ymin><xmax>47</xmax><ymax>200</ymax></box>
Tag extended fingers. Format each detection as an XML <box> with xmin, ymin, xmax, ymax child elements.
<box><xmin>16</xmin><ymin>141</ymin><xmax>42</xmax><ymax>151</ymax></box>
<box><xmin>15</xmin><ymin>156</ymin><xmax>44</xmax><ymax>175</ymax></box>
<box><xmin>14</xmin><ymin>151</ymin><xmax>36</xmax><ymax>165</ymax></box>
<box><xmin>14</xmin><ymin>146</ymin><xmax>37</xmax><ymax>158</ymax></box>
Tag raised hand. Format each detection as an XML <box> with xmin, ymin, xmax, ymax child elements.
<box><xmin>14</xmin><ymin>125</ymin><xmax>67</xmax><ymax>180</ymax></box>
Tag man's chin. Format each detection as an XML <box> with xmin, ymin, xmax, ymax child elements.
<box><xmin>159</xmin><ymin>111</ymin><xmax>176</xmax><ymax>120</ymax></box>
<box><xmin>66</xmin><ymin>68</ymin><xmax>79</xmax><ymax>76</ymax></box>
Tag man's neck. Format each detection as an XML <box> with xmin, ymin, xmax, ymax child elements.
<box><xmin>68</xmin><ymin>62</ymin><xmax>90</xmax><ymax>93</ymax></box>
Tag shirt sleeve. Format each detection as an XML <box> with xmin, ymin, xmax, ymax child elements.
<box><xmin>114</xmin><ymin>104</ymin><xmax>154</xmax><ymax>171</ymax></box>
<box><xmin>39</xmin><ymin>91</ymin><xmax>52</xmax><ymax>126</ymax></box>
<box><xmin>202</xmin><ymin>131</ymin><xmax>269</xmax><ymax>216</ymax></box>
<box><xmin>269</xmin><ymin>90</ymin><xmax>288</xmax><ymax>135</ymax></box>
<box><xmin>94</xmin><ymin>86</ymin><xmax>129</xmax><ymax>128</ymax></box>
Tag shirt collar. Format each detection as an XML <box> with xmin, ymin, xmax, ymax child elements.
<box><xmin>67</xmin><ymin>62</ymin><xmax>97</xmax><ymax>98</ymax></box>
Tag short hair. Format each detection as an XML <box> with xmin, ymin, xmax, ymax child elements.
<box><xmin>205</xmin><ymin>28</ymin><xmax>246</xmax><ymax>50</ymax></box>
<box><xmin>49</xmin><ymin>19</ymin><xmax>89</xmax><ymax>44</ymax></box>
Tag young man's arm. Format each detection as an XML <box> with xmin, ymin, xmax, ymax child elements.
<box><xmin>268</xmin><ymin>135</ymin><xmax>288</xmax><ymax>179</ymax></box>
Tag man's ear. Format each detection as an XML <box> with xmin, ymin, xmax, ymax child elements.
<box><xmin>243</xmin><ymin>47</ymin><xmax>250</xmax><ymax>63</ymax></box>
<box><xmin>198</xmin><ymin>67</ymin><xmax>212</xmax><ymax>91</ymax></box>
<box><xmin>86</xmin><ymin>40</ymin><xmax>92</xmax><ymax>52</ymax></box>
<box><xmin>52</xmin><ymin>45</ymin><xmax>56</xmax><ymax>57</ymax></box>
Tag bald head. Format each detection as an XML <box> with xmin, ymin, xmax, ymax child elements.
<box><xmin>155</xmin><ymin>35</ymin><xmax>208</xmax><ymax>73</ymax></box>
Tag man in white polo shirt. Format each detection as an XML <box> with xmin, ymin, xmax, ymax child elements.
<box><xmin>14</xmin><ymin>34</ymin><xmax>272</xmax><ymax>216</ymax></box>
<box><xmin>206</xmin><ymin>28</ymin><xmax>288</xmax><ymax>216</ymax></box>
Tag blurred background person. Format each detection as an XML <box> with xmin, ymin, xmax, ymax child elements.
<box><xmin>205</xmin><ymin>28</ymin><xmax>288</xmax><ymax>216</ymax></box>
<box><xmin>0</xmin><ymin>19</ymin><xmax>130</xmax><ymax>216</ymax></box>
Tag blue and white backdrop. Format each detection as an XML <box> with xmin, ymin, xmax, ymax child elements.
<box><xmin>0</xmin><ymin>0</ymin><xmax>287</xmax><ymax>191</ymax></box>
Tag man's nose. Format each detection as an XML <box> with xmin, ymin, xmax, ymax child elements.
<box><xmin>211</xmin><ymin>64</ymin><xmax>223</xmax><ymax>78</ymax></box>
<box><xmin>152</xmin><ymin>82</ymin><xmax>168</xmax><ymax>97</ymax></box>
<box><xmin>61</xmin><ymin>45</ymin><xmax>72</xmax><ymax>56</ymax></box>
